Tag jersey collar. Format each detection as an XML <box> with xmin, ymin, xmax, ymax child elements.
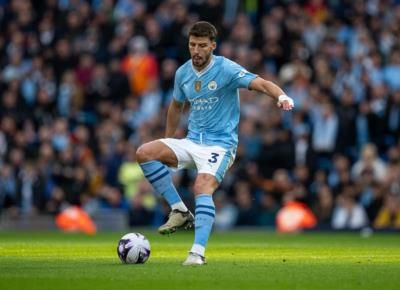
<box><xmin>191</xmin><ymin>55</ymin><xmax>215</xmax><ymax>77</ymax></box>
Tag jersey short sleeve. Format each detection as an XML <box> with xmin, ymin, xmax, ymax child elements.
<box><xmin>173</xmin><ymin>67</ymin><xmax>186</xmax><ymax>103</ymax></box>
<box><xmin>225</xmin><ymin>59</ymin><xmax>258</xmax><ymax>89</ymax></box>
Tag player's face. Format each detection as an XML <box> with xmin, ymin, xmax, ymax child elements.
<box><xmin>189</xmin><ymin>36</ymin><xmax>216</xmax><ymax>70</ymax></box>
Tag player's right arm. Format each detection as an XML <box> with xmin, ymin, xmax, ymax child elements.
<box><xmin>166</xmin><ymin>66</ymin><xmax>187</xmax><ymax>138</ymax></box>
<box><xmin>165</xmin><ymin>99</ymin><xmax>185</xmax><ymax>138</ymax></box>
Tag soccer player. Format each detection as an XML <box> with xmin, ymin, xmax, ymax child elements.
<box><xmin>136</xmin><ymin>21</ymin><xmax>294</xmax><ymax>266</ymax></box>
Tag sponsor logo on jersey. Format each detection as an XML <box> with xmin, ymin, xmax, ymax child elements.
<box><xmin>190</xmin><ymin>97</ymin><xmax>219</xmax><ymax>110</ymax></box>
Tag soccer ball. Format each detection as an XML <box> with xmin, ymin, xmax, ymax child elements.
<box><xmin>117</xmin><ymin>233</ymin><xmax>151</xmax><ymax>264</ymax></box>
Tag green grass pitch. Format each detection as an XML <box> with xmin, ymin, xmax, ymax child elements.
<box><xmin>1</xmin><ymin>230</ymin><xmax>399</xmax><ymax>290</ymax></box>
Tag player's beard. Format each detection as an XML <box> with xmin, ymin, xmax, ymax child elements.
<box><xmin>192</xmin><ymin>53</ymin><xmax>211</xmax><ymax>70</ymax></box>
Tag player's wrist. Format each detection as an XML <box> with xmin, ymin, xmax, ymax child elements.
<box><xmin>278</xmin><ymin>94</ymin><xmax>294</xmax><ymax>106</ymax></box>
<box><xmin>278</xmin><ymin>94</ymin><xmax>289</xmax><ymax>101</ymax></box>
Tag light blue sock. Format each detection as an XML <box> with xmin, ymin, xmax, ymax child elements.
<box><xmin>191</xmin><ymin>194</ymin><xmax>215</xmax><ymax>256</ymax></box>
<box><xmin>140</xmin><ymin>160</ymin><xmax>183</xmax><ymax>207</ymax></box>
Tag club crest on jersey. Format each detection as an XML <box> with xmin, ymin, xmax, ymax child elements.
<box><xmin>195</xmin><ymin>80</ymin><xmax>201</xmax><ymax>92</ymax></box>
<box><xmin>208</xmin><ymin>81</ymin><xmax>217</xmax><ymax>91</ymax></box>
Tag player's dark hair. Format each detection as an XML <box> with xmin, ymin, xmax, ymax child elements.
<box><xmin>189</xmin><ymin>21</ymin><xmax>217</xmax><ymax>41</ymax></box>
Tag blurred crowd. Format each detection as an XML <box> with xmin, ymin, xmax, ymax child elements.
<box><xmin>1</xmin><ymin>0</ymin><xmax>400</xmax><ymax>231</ymax></box>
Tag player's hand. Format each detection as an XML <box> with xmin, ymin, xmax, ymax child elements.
<box><xmin>277</xmin><ymin>95</ymin><xmax>294</xmax><ymax>111</ymax></box>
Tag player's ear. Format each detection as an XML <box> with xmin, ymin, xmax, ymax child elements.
<box><xmin>211</xmin><ymin>41</ymin><xmax>216</xmax><ymax>50</ymax></box>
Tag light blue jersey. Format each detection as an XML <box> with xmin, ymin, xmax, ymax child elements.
<box><xmin>173</xmin><ymin>55</ymin><xmax>257</xmax><ymax>149</ymax></box>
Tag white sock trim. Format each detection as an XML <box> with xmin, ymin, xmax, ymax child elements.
<box><xmin>171</xmin><ymin>201</ymin><xmax>188</xmax><ymax>212</ymax></box>
<box><xmin>190</xmin><ymin>244</ymin><xmax>205</xmax><ymax>257</ymax></box>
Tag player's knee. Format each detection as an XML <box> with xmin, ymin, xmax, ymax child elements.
<box><xmin>136</xmin><ymin>144</ymin><xmax>152</xmax><ymax>163</ymax></box>
<box><xmin>193</xmin><ymin>183</ymin><xmax>215</xmax><ymax>194</ymax></box>
<box><xmin>193</xmin><ymin>176</ymin><xmax>218</xmax><ymax>194</ymax></box>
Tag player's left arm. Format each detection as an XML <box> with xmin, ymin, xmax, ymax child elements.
<box><xmin>249</xmin><ymin>77</ymin><xmax>294</xmax><ymax>111</ymax></box>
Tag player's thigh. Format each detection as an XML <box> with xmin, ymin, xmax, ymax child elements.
<box><xmin>159</xmin><ymin>138</ymin><xmax>195</xmax><ymax>170</ymax></box>
<box><xmin>193</xmin><ymin>145</ymin><xmax>236</xmax><ymax>184</ymax></box>
<box><xmin>136</xmin><ymin>140</ymin><xmax>178</xmax><ymax>167</ymax></box>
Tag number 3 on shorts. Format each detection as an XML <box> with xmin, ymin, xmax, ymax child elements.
<box><xmin>208</xmin><ymin>153</ymin><xmax>220</xmax><ymax>163</ymax></box>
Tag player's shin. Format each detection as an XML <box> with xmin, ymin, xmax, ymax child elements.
<box><xmin>191</xmin><ymin>194</ymin><xmax>215</xmax><ymax>257</ymax></box>
<box><xmin>139</xmin><ymin>160</ymin><xmax>187</xmax><ymax>211</ymax></box>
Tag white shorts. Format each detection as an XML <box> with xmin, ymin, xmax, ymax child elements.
<box><xmin>160</xmin><ymin>138</ymin><xmax>236</xmax><ymax>183</ymax></box>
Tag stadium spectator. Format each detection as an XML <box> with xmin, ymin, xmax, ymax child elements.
<box><xmin>258</xmin><ymin>191</ymin><xmax>280</xmax><ymax>227</ymax></box>
<box><xmin>234</xmin><ymin>181</ymin><xmax>259</xmax><ymax>226</ymax></box>
<box><xmin>311</xmin><ymin>101</ymin><xmax>339</xmax><ymax>170</ymax></box>
<box><xmin>351</xmin><ymin>143</ymin><xmax>387</xmax><ymax>182</ymax></box>
<box><xmin>214</xmin><ymin>190</ymin><xmax>238</xmax><ymax>230</ymax></box>
<box><xmin>312</xmin><ymin>184</ymin><xmax>334</xmax><ymax>228</ymax></box>
<box><xmin>121</xmin><ymin>36</ymin><xmax>159</xmax><ymax>97</ymax></box>
<box><xmin>332</xmin><ymin>186</ymin><xmax>369</xmax><ymax>230</ymax></box>
<box><xmin>374</xmin><ymin>191</ymin><xmax>400</xmax><ymax>230</ymax></box>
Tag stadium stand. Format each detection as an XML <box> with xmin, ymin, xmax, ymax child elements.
<box><xmin>0</xmin><ymin>0</ymin><xmax>399</xmax><ymax>231</ymax></box>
